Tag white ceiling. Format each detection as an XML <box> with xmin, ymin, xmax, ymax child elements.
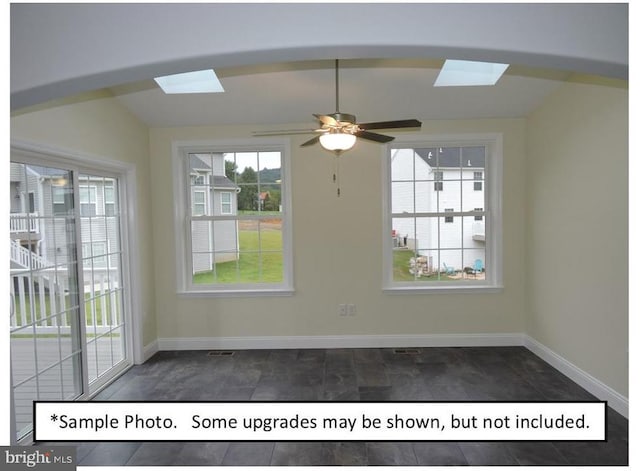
<box><xmin>110</xmin><ymin>59</ymin><xmax>570</xmax><ymax>128</ymax></box>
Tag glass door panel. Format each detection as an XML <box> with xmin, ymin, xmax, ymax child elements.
<box><xmin>78</xmin><ymin>174</ymin><xmax>127</xmax><ymax>387</ymax></box>
<box><xmin>9</xmin><ymin>162</ymin><xmax>83</xmax><ymax>441</ymax></box>
<box><xmin>10</xmin><ymin>160</ymin><xmax>131</xmax><ymax>442</ymax></box>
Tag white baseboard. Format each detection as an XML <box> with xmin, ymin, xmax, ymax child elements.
<box><xmin>141</xmin><ymin>339</ymin><xmax>159</xmax><ymax>363</ymax></box>
<box><xmin>524</xmin><ymin>335</ymin><xmax>628</xmax><ymax>418</ymax></box>
<box><xmin>153</xmin><ymin>333</ymin><xmax>627</xmax><ymax>418</ymax></box>
<box><xmin>157</xmin><ymin>333</ymin><xmax>524</xmax><ymax>351</ymax></box>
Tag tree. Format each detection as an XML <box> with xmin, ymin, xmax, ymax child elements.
<box><xmin>225</xmin><ymin>160</ymin><xmax>238</xmax><ymax>180</ymax></box>
<box><xmin>263</xmin><ymin>188</ymin><xmax>281</xmax><ymax>211</ymax></box>
<box><xmin>237</xmin><ymin>167</ymin><xmax>258</xmax><ymax>211</ymax></box>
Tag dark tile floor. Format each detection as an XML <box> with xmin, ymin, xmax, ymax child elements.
<box><xmin>37</xmin><ymin>347</ymin><xmax>628</xmax><ymax>466</ymax></box>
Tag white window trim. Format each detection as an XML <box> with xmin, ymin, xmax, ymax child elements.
<box><xmin>172</xmin><ymin>138</ymin><xmax>294</xmax><ymax>296</ymax></box>
<box><xmin>381</xmin><ymin>132</ymin><xmax>503</xmax><ymax>293</ymax></box>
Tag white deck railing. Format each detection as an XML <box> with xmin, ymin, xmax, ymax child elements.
<box><xmin>9</xmin><ymin>268</ymin><xmax>121</xmax><ymax>335</ymax></box>
<box><xmin>10</xmin><ymin>213</ymin><xmax>40</xmax><ymax>234</ymax></box>
<box><xmin>10</xmin><ymin>239</ymin><xmax>50</xmax><ymax>270</ymax></box>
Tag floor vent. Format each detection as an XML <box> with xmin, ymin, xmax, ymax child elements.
<box><xmin>393</xmin><ymin>348</ymin><xmax>420</xmax><ymax>355</ymax></box>
<box><xmin>207</xmin><ymin>350</ymin><xmax>235</xmax><ymax>357</ymax></box>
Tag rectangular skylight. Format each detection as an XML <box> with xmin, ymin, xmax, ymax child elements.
<box><xmin>434</xmin><ymin>60</ymin><xmax>509</xmax><ymax>87</ymax></box>
<box><xmin>154</xmin><ymin>69</ymin><xmax>224</xmax><ymax>94</ymax></box>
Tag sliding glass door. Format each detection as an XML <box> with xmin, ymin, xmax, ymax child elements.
<box><xmin>9</xmin><ymin>158</ymin><xmax>131</xmax><ymax>442</ymax></box>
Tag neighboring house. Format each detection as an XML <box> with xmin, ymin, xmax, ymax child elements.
<box><xmin>391</xmin><ymin>147</ymin><xmax>486</xmax><ymax>272</ymax></box>
<box><xmin>189</xmin><ymin>153</ymin><xmax>241</xmax><ymax>274</ymax></box>
<box><xmin>9</xmin><ymin>163</ymin><xmax>42</xmax><ymax>269</ymax></box>
<box><xmin>10</xmin><ymin>163</ymin><xmax>120</xmax><ymax>273</ymax></box>
<box><xmin>258</xmin><ymin>191</ymin><xmax>270</xmax><ymax>211</ymax></box>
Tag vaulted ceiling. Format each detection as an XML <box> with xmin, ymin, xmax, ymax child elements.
<box><xmin>109</xmin><ymin>60</ymin><xmax>571</xmax><ymax>128</ymax></box>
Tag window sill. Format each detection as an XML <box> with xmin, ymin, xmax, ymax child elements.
<box><xmin>383</xmin><ymin>284</ymin><xmax>503</xmax><ymax>295</ymax></box>
<box><xmin>178</xmin><ymin>288</ymin><xmax>295</xmax><ymax>298</ymax></box>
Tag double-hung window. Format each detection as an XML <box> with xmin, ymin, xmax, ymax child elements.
<box><xmin>474</xmin><ymin>171</ymin><xmax>483</xmax><ymax>191</ymax></box>
<box><xmin>220</xmin><ymin>192</ymin><xmax>233</xmax><ymax>215</ymax></box>
<box><xmin>384</xmin><ymin>134</ymin><xmax>502</xmax><ymax>291</ymax></box>
<box><xmin>192</xmin><ymin>191</ymin><xmax>206</xmax><ymax>216</ymax></box>
<box><xmin>173</xmin><ymin>139</ymin><xmax>293</xmax><ymax>295</ymax></box>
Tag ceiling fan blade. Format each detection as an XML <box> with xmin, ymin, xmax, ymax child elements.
<box><xmin>300</xmin><ymin>135</ymin><xmax>321</xmax><ymax>147</ymax></box>
<box><xmin>313</xmin><ymin>114</ymin><xmax>338</xmax><ymax>127</ymax></box>
<box><xmin>357</xmin><ymin>119</ymin><xmax>422</xmax><ymax>130</ymax></box>
<box><xmin>355</xmin><ymin>130</ymin><xmax>395</xmax><ymax>143</ymax></box>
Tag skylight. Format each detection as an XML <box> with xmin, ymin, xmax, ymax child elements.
<box><xmin>154</xmin><ymin>69</ymin><xmax>224</xmax><ymax>94</ymax></box>
<box><xmin>434</xmin><ymin>60</ymin><xmax>509</xmax><ymax>87</ymax></box>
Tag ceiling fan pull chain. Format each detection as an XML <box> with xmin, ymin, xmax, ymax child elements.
<box><xmin>335</xmin><ymin>153</ymin><xmax>341</xmax><ymax>197</ymax></box>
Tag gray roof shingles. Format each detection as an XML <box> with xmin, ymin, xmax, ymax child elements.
<box><xmin>415</xmin><ymin>146</ymin><xmax>485</xmax><ymax>168</ymax></box>
<box><xmin>211</xmin><ymin>175</ymin><xmax>238</xmax><ymax>189</ymax></box>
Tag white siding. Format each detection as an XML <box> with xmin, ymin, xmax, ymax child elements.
<box><xmin>391</xmin><ymin>149</ymin><xmax>486</xmax><ymax>272</ymax></box>
<box><xmin>211</xmin><ymin>152</ymin><xmax>225</xmax><ymax>176</ymax></box>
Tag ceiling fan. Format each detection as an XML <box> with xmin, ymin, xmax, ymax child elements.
<box><xmin>253</xmin><ymin>59</ymin><xmax>422</xmax><ymax>154</ymax></box>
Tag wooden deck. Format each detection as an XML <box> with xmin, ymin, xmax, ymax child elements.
<box><xmin>11</xmin><ymin>336</ymin><xmax>125</xmax><ymax>438</ymax></box>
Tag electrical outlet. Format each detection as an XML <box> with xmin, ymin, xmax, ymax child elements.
<box><xmin>338</xmin><ymin>304</ymin><xmax>348</xmax><ymax>316</ymax></box>
<box><xmin>347</xmin><ymin>304</ymin><xmax>357</xmax><ymax>316</ymax></box>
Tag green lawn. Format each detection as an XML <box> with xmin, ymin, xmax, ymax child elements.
<box><xmin>12</xmin><ymin>290</ymin><xmax>120</xmax><ymax>328</ymax></box>
<box><xmin>193</xmin><ymin>230</ymin><xmax>283</xmax><ymax>284</ymax></box>
<box><xmin>192</xmin><ymin>233</ymin><xmax>462</xmax><ymax>284</ymax></box>
<box><xmin>237</xmin><ymin>210</ymin><xmax>282</xmax><ymax>217</ymax></box>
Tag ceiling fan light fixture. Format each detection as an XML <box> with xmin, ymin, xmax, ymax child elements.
<box><xmin>319</xmin><ymin>131</ymin><xmax>357</xmax><ymax>152</ymax></box>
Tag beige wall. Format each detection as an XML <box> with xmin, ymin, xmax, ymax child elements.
<box><xmin>11</xmin><ymin>93</ymin><xmax>157</xmax><ymax>348</ymax></box>
<box><xmin>525</xmin><ymin>77</ymin><xmax>628</xmax><ymax>396</ymax></box>
<box><xmin>150</xmin><ymin>119</ymin><xmax>527</xmax><ymax>340</ymax></box>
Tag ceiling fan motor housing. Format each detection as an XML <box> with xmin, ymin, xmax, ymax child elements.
<box><xmin>330</xmin><ymin>112</ymin><xmax>356</xmax><ymax>124</ymax></box>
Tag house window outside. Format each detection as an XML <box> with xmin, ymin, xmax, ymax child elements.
<box><xmin>220</xmin><ymin>192</ymin><xmax>233</xmax><ymax>215</ymax></box>
<box><xmin>192</xmin><ymin>191</ymin><xmax>206</xmax><ymax>216</ymax></box>
<box><xmin>104</xmin><ymin>183</ymin><xmax>116</xmax><ymax>216</ymax></box>
<box><xmin>28</xmin><ymin>192</ymin><xmax>36</xmax><ymax>213</ymax></box>
<box><xmin>173</xmin><ymin>139</ymin><xmax>293</xmax><ymax>295</ymax></box>
<box><xmin>52</xmin><ymin>186</ymin><xmax>68</xmax><ymax>215</ymax></box>
<box><xmin>444</xmin><ymin>208</ymin><xmax>454</xmax><ymax>223</ymax></box>
<box><xmin>434</xmin><ymin>171</ymin><xmax>443</xmax><ymax>191</ymax></box>
<box><xmin>79</xmin><ymin>186</ymin><xmax>98</xmax><ymax>217</ymax></box>
<box><xmin>191</xmin><ymin>174</ymin><xmax>206</xmax><ymax>185</ymax></box>
<box><xmin>385</xmin><ymin>135</ymin><xmax>502</xmax><ymax>291</ymax></box>
<box><xmin>474</xmin><ymin>171</ymin><xmax>483</xmax><ymax>191</ymax></box>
